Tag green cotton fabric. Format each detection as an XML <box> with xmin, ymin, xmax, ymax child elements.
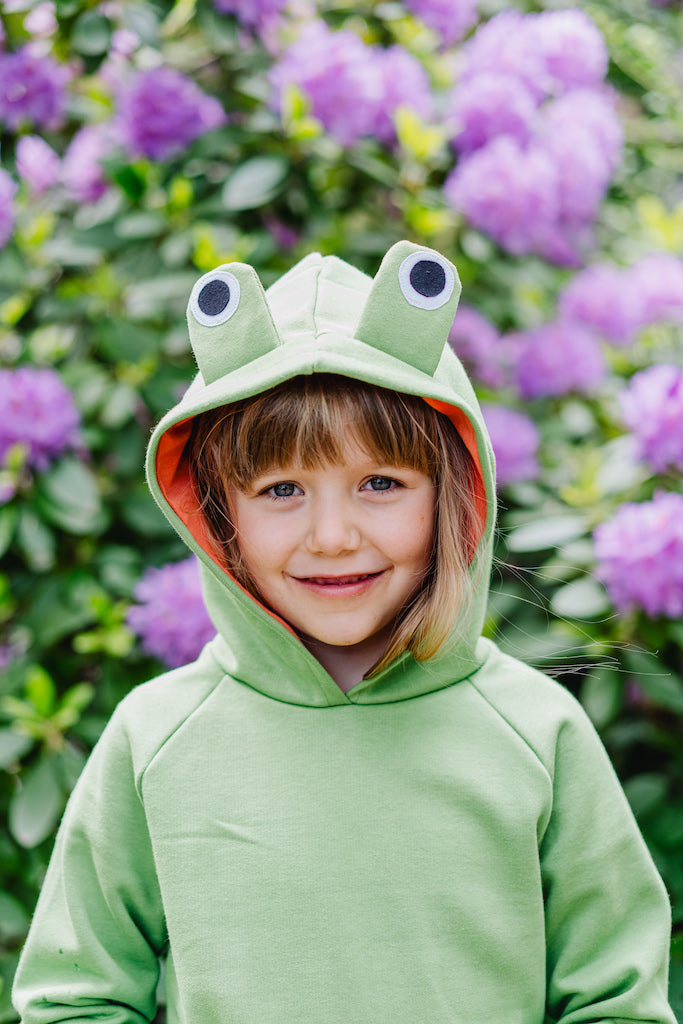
<box><xmin>13</xmin><ymin>242</ymin><xmax>676</xmax><ymax>1024</ymax></box>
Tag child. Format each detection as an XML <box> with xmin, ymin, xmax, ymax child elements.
<box><xmin>13</xmin><ymin>242</ymin><xmax>676</xmax><ymax>1024</ymax></box>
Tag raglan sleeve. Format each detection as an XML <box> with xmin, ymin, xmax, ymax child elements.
<box><xmin>540</xmin><ymin>696</ymin><xmax>676</xmax><ymax>1024</ymax></box>
<box><xmin>12</xmin><ymin>699</ymin><xmax>168</xmax><ymax>1024</ymax></box>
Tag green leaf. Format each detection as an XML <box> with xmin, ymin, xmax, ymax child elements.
<box><xmin>0</xmin><ymin>505</ymin><xmax>18</xmax><ymax>558</ymax></box>
<box><xmin>624</xmin><ymin>651</ymin><xmax>683</xmax><ymax>714</ymax></box>
<box><xmin>0</xmin><ymin>728</ymin><xmax>33</xmax><ymax>769</ymax></box>
<box><xmin>120</xmin><ymin>485</ymin><xmax>174</xmax><ymax>538</ymax></box>
<box><xmin>506</xmin><ymin>515</ymin><xmax>587</xmax><ymax>553</ymax></box>
<box><xmin>71</xmin><ymin>10</ymin><xmax>112</xmax><ymax>55</ymax></box>
<box><xmin>114</xmin><ymin>212</ymin><xmax>166</xmax><ymax>240</ymax></box>
<box><xmin>15</xmin><ymin>507</ymin><xmax>56</xmax><ymax>572</ymax></box>
<box><xmin>100</xmin><ymin>383</ymin><xmax>140</xmax><ymax>429</ymax></box>
<box><xmin>9</xmin><ymin>757</ymin><xmax>63</xmax><ymax>848</ymax></box>
<box><xmin>20</xmin><ymin>575</ymin><xmax>101</xmax><ymax>648</ymax></box>
<box><xmin>550</xmin><ymin>577</ymin><xmax>611</xmax><ymax>620</ymax></box>
<box><xmin>0</xmin><ymin>892</ymin><xmax>30</xmax><ymax>942</ymax></box>
<box><xmin>96</xmin><ymin>545</ymin><xmax>143</xmax><ymax>596</ymax></box>
<box><xmin>580</xmin><ymin>670</ymin><xmax>622</xmax><ymax>728</ymax></box>
<box><xmin>36</xmin><ymin>457</ymin><xmax>107</xmax><ymax>535</ymax></box>
<box><xmin>25</xmin><ymin>665</ymin><xmax>57</xmax><ymax>717</ymax></box>
<box><xmin>222</xmin><ymin>156</ymin><xmax>289</xmax><ymax>211</ymax></box>
<box><xmin>623</xmin><ymin>773</ymin><xmax>668</xmax><ymax>819</ymax></box>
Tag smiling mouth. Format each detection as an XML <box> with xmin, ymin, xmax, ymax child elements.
<box><xmin>297</xmin><ymin>571</ymin><xmax>385</xmax><ymax>586</ymax></box>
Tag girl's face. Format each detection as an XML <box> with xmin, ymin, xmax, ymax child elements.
<box><xmin>228</xmin><ymin>439</ymin><xmax>436</xmax><ymax>653</ymax></box>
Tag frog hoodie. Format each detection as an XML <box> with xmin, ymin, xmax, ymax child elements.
<box><xmin>13</xmin><ymin>242</ymin><xmax>676</xmax><ymax>1024</ymax></box>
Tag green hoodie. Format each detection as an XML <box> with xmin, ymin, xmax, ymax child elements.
<box><xmin>13</xmin><ymin>242</ymin><xmax>675</xmax><ymax>1024</ymax></box>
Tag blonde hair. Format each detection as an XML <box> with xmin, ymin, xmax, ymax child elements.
<box><xmin>187</xmin><ymin>374</ymin><xmax>482</xmax><ymax>674</ymax></box>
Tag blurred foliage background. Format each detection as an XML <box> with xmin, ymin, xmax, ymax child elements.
<box><xmin>0</xmin><ymin>0</ymin><xmax>682</xmax><ymax>1018</ymax></box>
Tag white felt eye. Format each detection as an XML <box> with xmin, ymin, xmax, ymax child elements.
<box><xmin>189</xmin><ymin>269</ymin><xmax>241</xmax><ymax>327</ymax></box>
<box><xmin>398</xmin><ymin>251</ymin><xmax>455</xmax><ymax>310</ymax></box>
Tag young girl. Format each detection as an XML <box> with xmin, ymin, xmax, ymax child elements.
<box><xmin>13</xmin><ymin>242</ymin><xmax>675</xmax><ymax>1024</ymax></box>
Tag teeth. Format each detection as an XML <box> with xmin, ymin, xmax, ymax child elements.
<box><xmin>308</xmin><ymin>574</ymin><xmax>370</xmax><ymax>584</ymax></box>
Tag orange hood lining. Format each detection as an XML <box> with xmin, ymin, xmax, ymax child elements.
<box><xmin>155</xmin><ymin>397</ymin><xmax>489</xmax><ymax>589</ymax></box>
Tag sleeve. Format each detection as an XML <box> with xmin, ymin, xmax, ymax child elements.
<box><xmin>12</xmin><ymin>703</ymin><xmax>168</xmax><ymax>1024</ymax></box>
<box><xmin>540</xmin><ymin>702</ymin><xmax>676</xmax><ymax>1024</ymax></box>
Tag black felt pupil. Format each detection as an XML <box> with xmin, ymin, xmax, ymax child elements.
<box><xmin>410</xmin><ymin>260</ymin><xmax>446</xmax><ymax>297</ymax></box>
<box><xmin>198</xmin><ymin>279</ymin><xmax>230</xmax><ymax>316</ymax></box>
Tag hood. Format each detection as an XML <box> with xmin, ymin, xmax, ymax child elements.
<box><xmin>146</xmin><ymin>240</ymin><xmax>497</xmax><ymax>706</ymax></box>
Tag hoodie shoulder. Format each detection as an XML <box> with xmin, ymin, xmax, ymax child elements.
<box><xmin>468</xmin><ymin>639</ymin><xmax>604</xmax><ymax>776</ymax></box>
<box><xmin>113</xmin><ymin>639</ymin><xmax>227</xmax><ymax>786</ymax></box>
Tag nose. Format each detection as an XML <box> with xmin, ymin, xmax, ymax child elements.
<box><xmin>305</xmin><ymin>496</ymin><xmax>361</xmax><ymax>556</ymax></box>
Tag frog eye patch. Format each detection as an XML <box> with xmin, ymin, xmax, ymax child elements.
<box><xmin>190</xmin><ymin>270</ymin><xmax>241</xmax><ymax>327</ymax></box>
<box><xmin>398</xmin><ymin>251</ymin><xmax>455</xmax><ymax>310</ymax></box>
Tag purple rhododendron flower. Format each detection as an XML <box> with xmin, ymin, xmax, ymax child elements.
<box><xmin>628</xmin><ymin>253</ymin><xmax>683</xmax><ymax>327</ymax></box>
<box><xmin>0</xmin><ymin>169</ymin><xmax>17</xmax><ymax>249</ymax></box>
<box><xmin>0</xmin><ymin>366</ymin><xmax>81</xmax><ymax>470</ymax></box>
<box><xmin>116</xmin><ymin>67</ymin><xmax>226</xmax><ymax>162</ymax></box>
<box><xmin>0</xmin><ymin>47</ymin><xmax>68</xmax><ymax>131</ymax></box>
<box><xmin>460</xmin><ymin>9</ymin><xmax>607</xmax><ymax>100</ymax></box>
<box><xmin>62</xmin><ymin>125</ymin><xmax>111</xmax><ymax>203</ymax></box>
<box><xmin>15</xmin><ymin>134</ymin><xmax>60</xmax><ymax>194</ymax></box>
<box><xmin>450</xmin><ymin>11</ymin><xmax>618</xmax><ymax>264</ymax></box>
<box><xmin>534</xmin><ymin>9</ymin><xmax>608</xmax><ymax>93</ymax></box>
<box><xmin>371</xmin><ymin>45</ymin><xmax>433</xmax><ymax>144</ymax></box>
<box><xmin>448</xmin><ymin>305</ymin><xmax>505</xmax><ymax>387</ymax></box>
<box><xmin>24</xmin><ymin>2</ymin><xmax>58</xmax><ymax>39</ymax></box>
<box><xmin>270</xmin><ymin>22</ymin><xmax>432</xmax><ymax>147</ymax></box>
<box><xmin>459</xmin><ymin>10</ymin><xmax>550</xmax><ymax>101</ymax></box>
<box><xmin>448</xmin><ymin>72</ymin><xmax>537</xmax><ymax>154</ymax></box>
<box><xmin>404</xmin><ymin>0</ymin><xmax>479</xmax><ymax>46</ymax></box>
<box><xmin>127</xmin><ymin>557</ymin><xmax>216</xmax><ymax>669</ymax></box>
<box><xmin>539</xmin><ymin>89</ymin><xmax>622</xmax><ymax>224</ymax></box>
<box><xmin>619</xmin><ymin>364</ymin><xmax>683</xmax><ymax>474</ymax></box>
<box><xmin>559</xmin><ymin>254</ymin><xmax>683</xmax><ymax>346</ymax></box>
<box><xmin>513</xmin><ymin>320</ymin><xmax>606</xmax><ymax>400</ymax></box>
<box><xmin>481</xmin><ymin>404</ymin><xmax>540</xmax><ymax>487</ymax></box>
<box><xmin>444</xmin><ymin>135</ymin><xmax>562</xmax><ymax>260</ymax></box>
<box><xmin>594</xmin><ymin>492</ymin><xmax>683</xmax><ymax>618</ymax></box>
<box><xmin>558</xmin><ymin>262</ymin><xmax>643</xmax><ymax>346</ymax></box>
<box><xmin>213</xmin><ymin>0</ymin><xmax>289</xmax><ymax>31</ymax></box>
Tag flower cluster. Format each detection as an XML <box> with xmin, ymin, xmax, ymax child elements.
<box><xmin>404</xmin><ymin>0</ymin><xmax>479</xmax><ymax>47</ymax></box>
<box><xmin>512</xmin><ymin>320</ymin><xmax>606</xmax><ymax>400</ymax></box>
<box><xmin>0</xmin><ymin>367</ymin><xmax>81</xmax><ymax>472</ymax></box>
<box><xmin>444</xmin><ymin>10</ymin><xmax>621</xmax><ymax>264</ymax></box>
<box><xmin>559</xmin><ymin>253</ymin><xmax>683</xmax><ymax>345</ymax></box>
<box><xmin>448</xmin><ymin>305</ymin><xmax>506</xmax><ymax>387</ymax></box>
<box><xmin>116</xmin><ymin>67</ymin><xmax>226</xmax><ymax>162</ymax></box>
<box><xmin>270</xmin><ymin>21</ymin><xmax>433</xmax><ymax>147</ymax></box>
<box><xmin>62</xmin><ymin>125</ymin><xmax>111</xmax><ymax>203</ymax></box>
<box><xmin>127</xmin><ymin>557</ymin><xmax>216</xmax><ymax>669</ymax></box>
<box><xmin>0</xmin><ymin>170</ymin><xmax>17</xmax><ymax>249</ymax></box>
<box><xmin>481</xmin><ymin>404</ymin><xmax>540</xmax><ymax>487</ymax></box>
<box><xmin>15</xmin><ymin>135</ymin><xmax>61</xmax><ymax>195</ymax></box>
<box><xmin>0</xmin><ymin>47</ymin><xmax>68</xmax><ymax>131</ymax></box>
<box><xmin>213</xmin><ymin>0</ymin><xmax>289</xmax><ymax>32</ymax></box>
<box><xmin>619</xmin><ymin>364</ymin><xmax>683</xmax><ymax>474</ymax></box>
<box><xmin>594</xmin><ymin>492</ymin><xmax>683</xmax><ymax>618</ymax></box>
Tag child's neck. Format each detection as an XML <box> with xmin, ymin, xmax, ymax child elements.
<box><xmin>299</xmin><ymin>625</ymin><xmax>393</xmax><ymax>693</ymax></box>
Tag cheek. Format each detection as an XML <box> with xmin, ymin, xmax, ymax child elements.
<box><xmin>392</xmin><ymin>499</ymin><xmax>435</xmax><ymax>567</ymax></box>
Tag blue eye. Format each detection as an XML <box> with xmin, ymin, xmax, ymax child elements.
<box><xmin>270</xmin><ymin>482</ymin><xmax>298</xmax><ymax>498</ymax></box>
<box><xmin>366</xmin><ymin>477</ymin><xmax>393</xmax><ymax>491</ymax></box>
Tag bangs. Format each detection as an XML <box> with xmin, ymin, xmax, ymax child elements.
<box><xmin>206</xmin><ymin>375</ymin><xmax>443</xmax><ymax>489</ymax></box>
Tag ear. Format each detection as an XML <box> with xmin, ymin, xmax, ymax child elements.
<box><xmin>187</xmin><ymin>263</ymin><xmax>281</xmax><ymax>384</ymax></box>
<box><xmin>355</xmin><ymin>241</ymin><xmax>461</xmax><ymax>375</ymax></box>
